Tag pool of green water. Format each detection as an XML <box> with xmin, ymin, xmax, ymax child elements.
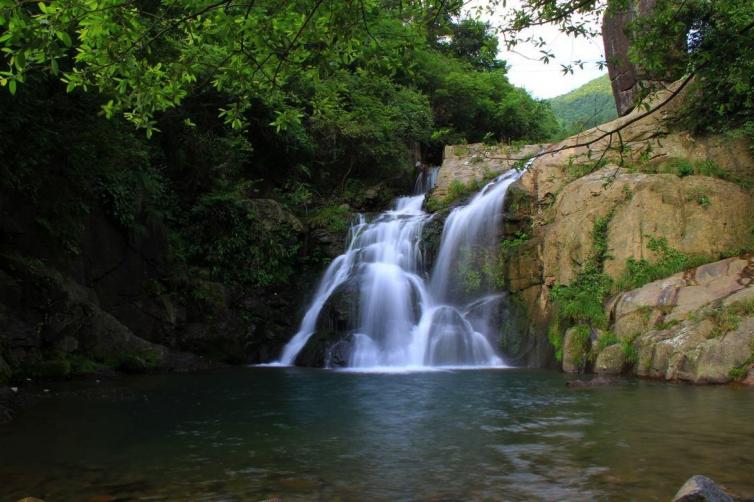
<box><xmin>1</xmin><ymin>367</ymin><xmax>753</xmax><ymax>501</ymax></box>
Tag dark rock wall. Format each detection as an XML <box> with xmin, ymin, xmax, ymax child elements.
<box><xmin>0</xmin><ymin>194</ymin><xmax>336</xmax><ymax>381</ymax></box>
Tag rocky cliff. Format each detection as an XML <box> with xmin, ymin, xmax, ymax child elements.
<box><xmin>432</xmin><ymin>81</ymin><xmax>754</xmax><ymax>382</ymax></box>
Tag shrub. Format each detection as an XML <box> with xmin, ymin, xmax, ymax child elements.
<box><xmin>616</xmin><ymin>236</ymin><xmax>710</xmax><ymax>292</ymax></box>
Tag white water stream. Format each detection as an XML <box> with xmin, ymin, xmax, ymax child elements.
<box><xmin>278</xmin><ymin>165</ymin><xmax>526</xmax><ymax>368</ymax></box>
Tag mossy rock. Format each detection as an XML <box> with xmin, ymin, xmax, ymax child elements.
<box><xmin>594</xmin><ymin>344</ymin><xmax>626</xmax><ymax>375</ymax></box>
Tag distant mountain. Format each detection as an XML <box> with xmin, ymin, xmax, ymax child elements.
<box><xmin>548</xmin><ymin>75</ymin><xmax>617</xmax><ymax>135</ymax></box>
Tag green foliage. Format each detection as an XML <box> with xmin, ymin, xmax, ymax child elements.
<box><xmin>501</xmin><ymin>231</ymin><xmax>530</xmax><ymax>253</ymax></box>
<box><xmin>110</xmin><ymin>349</ymin><xmax>163</xmax><ymax>373</ymax></box>
<box><xmin>462</xmin><ymin>268</ymin><xmax>483</xmax><ymax>295</ymax></box>
<box><xmin>597</xmin><ymin>330</ymin><xmax>619</xmax><ymax>351</ymax></box>
<box><xmin>548</xmin><ymin>211</ymin><xmax>615</xmax><ymax>359</ymax></box>
<box><xmin>436</xmin><ymin>18</ymin><xmax>504</xmax><ymax>72</ymax></box>
<box><xmin>548</xmin><ymin>75</ymin><xmax>618</xmax><ymax>136</ymax></box>
<box><xmin>413</xmin><ymin>50</ymin><xmax>560</xmax><ymax>145</ymax></box>
<box><xmin>654</xmin><ymin>318</ymin><xmax>681</xmax><ymax>331</ymax></box>
<box><xmin>551</xmin><ymin>262</ymin><xmax>613</xmax><ymax>330</ymax></box>
<box><xmin>570</xmin><ymin>324</ymin><xmax>592</xmax><ymax>370</ymax></box>
<box><xmin>630</xmin><ymin>0</ymin><xmax>754</xmax><ymax>139</ymax></box>
<box><xmin>565</xmin><ymin>154</ymin><xmax>609</xmax><ymax>180</ymax></box>
<box><xmin>730</xmin><ymin>349</ymin><xmax>754</xmax><ymax>381</ymax></box>
<box><xmin>308</xmin><ymin>204</ymin><xmax>351</xmax><ymax>235</ymax></box>
<box><xmin>620</xmin><ymin>333</ymin><xmax>640</xmax><ymax>365</ymax></box>
<box><xmin>23</xmin><ymin>352</ymin><xmax>104</xmax><ymax>380</ymax></box>
<box><xmin>548</xmin><ymin>316</ymin><xmax>564</xmax><ymax>362</ymax></box>
<box><xmin>705</xmin><ymin>299</ymin><xmax>754</xmax><ymax>339</ymax></box>
<box><xmin>187</xmin><ymin>185</ymin><xmax>301</xmax><ymax>288</ymax></box>
<box><xmin>0</xmin><ymin>0</ymin><xmax>558</xmax><ymax>151</ymax></box>
<box><xmin>632</xmin><ymin>156</ymin><xmax>752</xmax><ymax>190</ymax></box>
<box><xmin>616</xmin><ymin>236</ymin><xmax>709</xmax><ymax>292</ymax></box>
<box><xmin>685</xmin><ymin>187</ymin><xmax>711</xmax><ymax>209</ymax></box>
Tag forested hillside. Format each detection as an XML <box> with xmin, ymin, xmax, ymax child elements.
<box><xmin>548</xmin><ymin>75</ymin><xmax>617</xmax><ymax>135</ymax></box>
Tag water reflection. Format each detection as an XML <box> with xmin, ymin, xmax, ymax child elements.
<box><xmin>1</xmin><ymin>368</ymin><xmax>753</xmax><ymax>501</ymax></box>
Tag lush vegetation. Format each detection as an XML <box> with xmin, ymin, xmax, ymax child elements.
<box><xmin>548</xmin><ymin>75</ymin><xmax>617</xmax><ymax>136</ymax></box>
<box><xmin>0</xmin><ymin>1</ymin><xmax>562</xmax><ymax>300</ymax></box>
<box><xmin>614</xmin><ymin>236</ymin><xmax>710</xmax><ymax>292</ymax></box>
<box><xmin>548</xmin><ymin>211</ymin><xmax>615</xmax><ymax>365</ymax></box>
<box><xmin>629</xmin><ymin>0</ymin><xmax>754</xmax><ymax>141</ymax></box>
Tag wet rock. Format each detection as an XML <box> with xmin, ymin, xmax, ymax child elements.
<box><xmin>311</xmin><ymin>227</ymin><xmax>345</xmax><ymax>259</ymax></box>
<box><xmin>672</xmin><ymin>475</ymin><xmax>734</xmax><ymax>502</ymax></box>
<box><xmin>0</xmin><ymin>255</ymin><xmax>205</xmax><ymax>377</ymax></box>
<box><xmin>295</xmin><ymin>331</ymin><xmax>354</xmax><ymax>368</ymax></box>
<box><xmin>295</xmin><ymin>279</ymin><xmax>360</xmax><ymax>367</ymax></box>
<box><xmin>246</xmin><ymin>198</ymin><xmax>303</xmax><ymax>233</ymax></box>
<box><xmin>742</xmin><ymin>365</ymin><xmax>754</xmax><ymax>386</ymax></box>
<box><xmin>562</xmin><ymin>327</ymin><xmax>592</xmax><ymax>373</ymax></box>
<box><xmin>595</xmin><ymin>344</ymin><xmax>626</xmax><ymax>375</ymax></box>
<box><xmin>566</xmin><ymin>375</ymin><xmax>619</xmax><ymax>388</ymax></box>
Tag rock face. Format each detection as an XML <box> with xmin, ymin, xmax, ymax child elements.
<box><xmin>295</xmin><ymin>278</ymin><xmax>360</xmax><ymax>367</ymax></box>
<box><xmin>0</xmin><ymin>255</ymin><xmax>209</xmax><ymax>378</ymax></box>
<box><xmin>441</xmin><ymin>79</ymin><xmax>754</xmax><ymax>381</ymax></box>
<box><xmin>672</xmin><ymin>475</ymin><xmax>735</xmax><ymax>502</ymax></box>
<box><xmin>594</xmin><ymin>344</ymin><xmax>626</xmax><ymax>375</ymax></box>
<box><xmin>0</xmin><ymin>194</ymin><xmax>323</xmax><ymax>381</ymax></box>
<box><xmin>431</xmin><ymin>143</ymin><xmax>544</xmax><ymax>200</ymax></box>
<box><xmin>608</xmin><ymin>256</ymin><xmax>754</xmax><ymax>383</ymax></box>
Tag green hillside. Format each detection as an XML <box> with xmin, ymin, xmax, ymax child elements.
<box><xmin>548</xmin><ymin>75</ymin><xmax>618</xmax><ymax>135</ymax></box>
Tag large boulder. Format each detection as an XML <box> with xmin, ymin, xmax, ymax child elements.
<box><xmin>294</xmin><ymin>278</ymin><xmax>360</xmax><ymax>367</ymax></box>
<box><xmin>562</xmin><ymin>327</ymin><xmax>592</xmax><ymax>373</ymax></box>
<box><xmin>430</xmin><ymin>143</ymin><xmax>544</xmax><ymax>201</ymax></box>
<box><xmin>607</xmin><ymin>256</ymin><xmax>754</xmax><ymax>383</ymax></box>
<box><xmin>672</xmin><ymin>475</ymin><xmax>735</xmax><ymax>502</ymax></box>
<box><xmin>0</xmin><ymin>255</ymin><xmax>207</xmax><ymax>378</ymax></box>
<box><xmin>492</xmin><ymin>81</ymin><xmax>754</xmax><ymax>366</ymax></box>
<box><xmin>594</xmin><ymin>344</ymin><xmax>626</xmax><ymax>375</ymax></box>
<box><xmin>541</xmin><ymin>170</ymin><xmax>754</xmax><ymax>286</ymax></box>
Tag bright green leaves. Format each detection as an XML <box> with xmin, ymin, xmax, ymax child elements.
<box><xmin>270</xmin><ymin>108</ymin><xmax>304</xmax><ymax>133</ymax></box>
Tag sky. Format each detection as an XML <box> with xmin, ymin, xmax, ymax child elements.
<box><xmin>501</xmin><ymin>29</ymin><xmax>608</xmax><ymax>99</ymax></box>
<box><xmin>465</xmin><ymin>1</ymin><xmax>608</xmax><ymax>99</ymax></box>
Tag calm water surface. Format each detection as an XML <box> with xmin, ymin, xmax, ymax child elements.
<box><xmin>1</xmin><ymin>367</ymin><xmax>753</xmax><ymax>501</ymax></box>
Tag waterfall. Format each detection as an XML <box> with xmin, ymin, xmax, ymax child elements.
<box><xmin>277</xmin><ymin>164</ymin><xmax>526</xmax><ymax>368</ymax></box>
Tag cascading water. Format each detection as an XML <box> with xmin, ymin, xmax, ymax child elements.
<box><xmin>277</xmin><ymin>164</ymin><xmax>527</xmax><ymax>369</ymax></box>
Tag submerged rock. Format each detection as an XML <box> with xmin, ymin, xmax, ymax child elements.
<box><xmin>565</xmin><ymin>375</ymin><xmax>619</xmax><ymax>388</ymax></box>
<box><xmin>672</xmin><ymin>475</ymin><xmax>734</xmax><ymax>502</ymax></box>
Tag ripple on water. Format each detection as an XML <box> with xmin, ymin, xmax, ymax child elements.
<box><xmin>2</xmin><ymin>367</ymin><xmax>754</xmax><ymax>501</ymax></box>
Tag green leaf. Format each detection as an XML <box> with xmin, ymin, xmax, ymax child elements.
<box><xmin>56</xmin><ymin>31</ymin><xmax>72</xmax><ymax>48</ymax></box>
<box><xmin>8</xmin><ymin>79</ymin><xmax>16</xmax><ymax>95</ymax></box>
<box><xmin>51</xmin><ymin>58</ymin><xmax>59</xmax><ymax>75</ymax></box>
